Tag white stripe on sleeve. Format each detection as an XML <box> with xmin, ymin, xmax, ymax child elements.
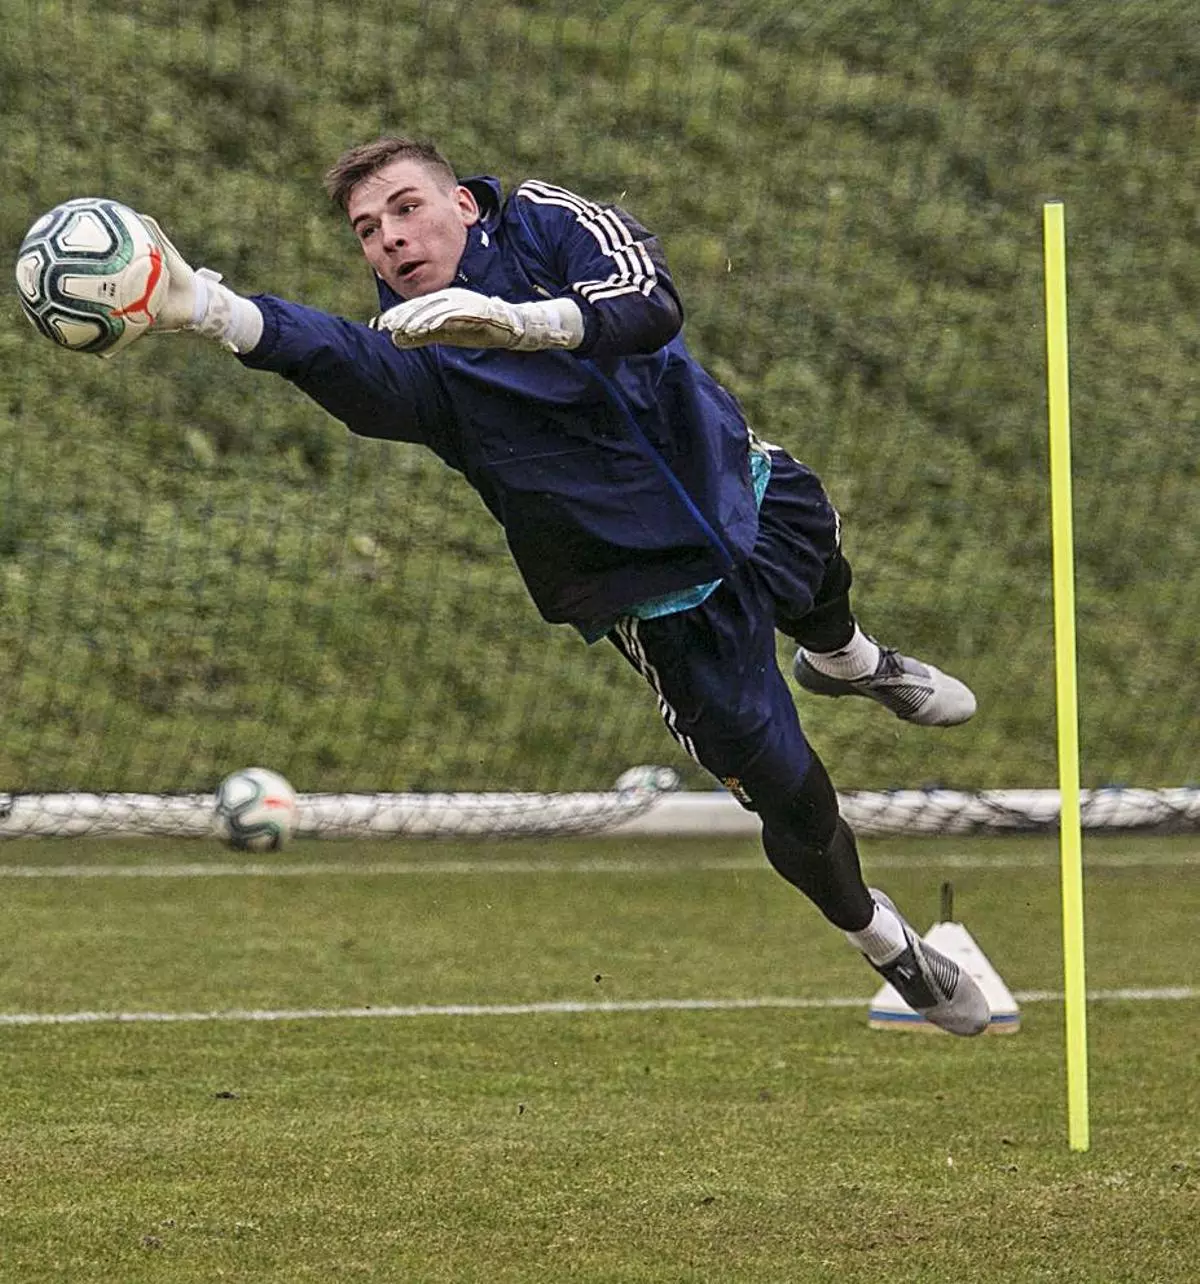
<box><xmin>519</xmin><ymin>180</ymin><xmax>659</xmax><ymax>301</ymax></box>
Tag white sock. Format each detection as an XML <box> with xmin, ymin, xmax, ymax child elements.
<box><xmin>846</xmin><ymin>900</ymin><xmax>908</xmax><ymax>965</ymax></box>
<box><xmin>801</xmin><ymin>625</ymin><xmax>880</xmax><ymax>680</ymax></box>
<box><xmin>191</xmin><ymin>269</ymin><xmax>264</xmax><ymax>354</ymax></box>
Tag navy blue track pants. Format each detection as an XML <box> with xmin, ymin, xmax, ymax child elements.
<box><xmin>607</xmin><ymin>449</ymin><xmax>873</xmax><ymax>929</ymax></box>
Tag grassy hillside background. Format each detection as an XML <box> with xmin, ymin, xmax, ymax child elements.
<box><xmin>0</xmin><ymin>0</ymin><xmax>1196</xmax><ymax>794</ymax></box>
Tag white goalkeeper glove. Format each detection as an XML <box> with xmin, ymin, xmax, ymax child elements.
<box><xmin>138</xmin><ymin>215</ymin><xmax>263</xmax><ymax>354</ymax></box>
<box><xmin>375</xmin><ymin>287</ymin><xmax>584</xmax><ymax>352</ymax></box>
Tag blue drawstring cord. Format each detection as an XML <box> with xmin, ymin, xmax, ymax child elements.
<box><xmin>580</xmin><ymin>358</ymin><xmax>736</xmax><ymax>574</ymax></box>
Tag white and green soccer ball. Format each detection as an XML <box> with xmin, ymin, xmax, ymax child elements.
<box><xmin>14</xmin><ymin>197</ymin><xmax>168</xmax><ymax>358</ymax></box>
<box><xmin>614</xmin><ymin>764</ymin><xmax>681</xmax><ymax>795</ymax></box>
<box><xmin>214</xmin><ymin>768</ymin><xmax>300</xmax><ymax>852</ymax></box>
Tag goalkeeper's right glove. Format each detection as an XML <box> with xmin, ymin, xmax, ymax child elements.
<box><xmin>139</xmin><ymin>215</ymin><xmax>263</xmax><ymax>354</ymax></box>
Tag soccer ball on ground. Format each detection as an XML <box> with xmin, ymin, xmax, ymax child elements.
<box><xmin>14</xmin><ymin>197</ymin><xmax>168</xmax><ymax>358</ymax></box>
<box><xmin>614</xmin><ymin>764</ymin><xmax>681</xmax><ymax>794</ymax></box>
<box><xmin>214</xmin><ymin>768</ymin><xmax>300</xmax><ymax>852</ymax></box>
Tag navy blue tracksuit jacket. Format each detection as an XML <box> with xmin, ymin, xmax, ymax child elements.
<box><xmin>240</xmin><ymin>177</ymin><xmax>761</xmax><ymax>636</ymax></box>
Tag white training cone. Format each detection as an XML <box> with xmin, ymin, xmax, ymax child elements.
<box><xmin>869</xmin><ymin>920</ymin><xmax>1021</xmax><ymax>1035</ymax></box>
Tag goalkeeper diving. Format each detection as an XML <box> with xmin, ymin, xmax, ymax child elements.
<box><xmin>61</xmin><ymin>137</ymin><xmax>991</xmax><ymax>1034</ymax></box>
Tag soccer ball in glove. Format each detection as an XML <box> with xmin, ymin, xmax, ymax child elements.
<box><xmin>14</xmin><ymin>197</ymin><xmax>168</xmax><ymax>358</ymax></box>
<box><xmin>214</xmin><ymin>768</ymin><xmax>300</xmax><ymax>852</ymax></box>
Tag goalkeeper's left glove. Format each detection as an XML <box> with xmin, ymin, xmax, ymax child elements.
<box><xmin>139</xmin><ymin>215</ymin><xmax>263</xmax><ymax>354</ymax></box>
<box><xmin>375</xmin><ymin>287</ymin><xmax>585</xmax><ymax>352</ymax></box>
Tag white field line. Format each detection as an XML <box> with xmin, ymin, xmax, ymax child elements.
<box><xmin>0</xmin><ymin>988</ymin><xmax>1196</xmax><ymax>1028</ymax></box>
<box><xmin>0</xmin><ymin>858</ymin><xmax>764</xmax><ymax>879</ymax></box>
<box><xmin>0</xmin><ymin>847</ymin><xmax>1197</xmax><ymax>880</ymax></box>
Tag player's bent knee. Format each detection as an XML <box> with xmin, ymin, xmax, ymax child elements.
<box><xmin>764</xmin><ymin>754</ymin><xmax>839</xmax><ymax>843</ymax></box>
<box><xmin>759</xmin><ymin>761</ymin><xmax>871</xmax><ymax>927</ymax></box>
<box><xmin>758</xmin><ymin>754</ymin><xmax>841</xmax><ymax>886</ymax></box>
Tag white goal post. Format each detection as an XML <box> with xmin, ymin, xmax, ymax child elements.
<box><xmin>0</xmin><ymin>786</ymin><xmax>1196</xmax><ymax>840</ymax></box>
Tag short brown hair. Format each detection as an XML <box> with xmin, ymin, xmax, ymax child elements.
<box><xmin>323</xmin><ymin>137</ymin><xmax>458</xmax><ymax>212</ymax></box>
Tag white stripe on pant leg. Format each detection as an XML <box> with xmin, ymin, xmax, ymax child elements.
<box><xmin>615</xmin><ymin>617</ymin><xmax>700</xmax><ymax>764</ymax></box>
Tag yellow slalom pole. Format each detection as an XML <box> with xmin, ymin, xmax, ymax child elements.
<box><xmin>1043</xmin><ymin>200</ymin><xmax>1090</xmax><ymax>1152</ymax></box>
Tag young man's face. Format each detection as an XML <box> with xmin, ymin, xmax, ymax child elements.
<box><xmin>346</xmin><ymin>157</ymin><xmax>479</xmax><ymax>300</ymax></box>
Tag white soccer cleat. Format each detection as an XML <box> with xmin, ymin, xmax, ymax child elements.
<box><xmin>794</xmin><ymin>642</ymin><xmax>976</xmax><ymax>726</ymax></box>
<box><xmin>863</xmin><ymin>890</ymin><xmax>990</xmax><ymax>1037</ymax></box>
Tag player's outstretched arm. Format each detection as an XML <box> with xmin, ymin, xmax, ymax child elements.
<box><xmin>15</xmin><ymin>198</ymin><xmax>264</xmax><ymax>361</ymax></box>
<box><xmin>140</xmin><ymin>214</ymin><xmax>264</xmax><ymax>354</ymax></box>
<box><xmin>374</xmin><ymin>287</ymin><xmax>584</xmax><ymax>353</ymax></box>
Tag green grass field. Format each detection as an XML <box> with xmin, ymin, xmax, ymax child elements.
<box><xmin>1</xmin><ymin>833</ymin><xmax>1196</xmax><ymax>1282</ymax></box>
